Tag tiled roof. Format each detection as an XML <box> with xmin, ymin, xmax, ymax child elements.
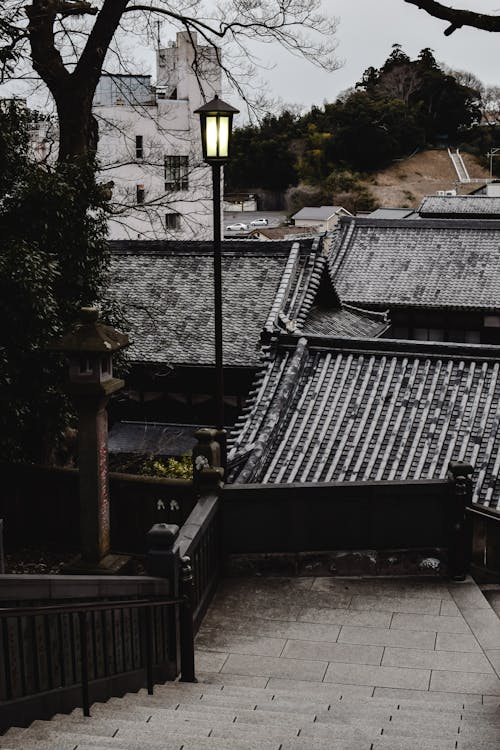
<box><xmin>228</xmin><ymin>336</ymin><xmax>500</xmax><ymax>510</ymax></box>
<box><xmin>368</xmin><ymin>208</ymin><xmax>417</xmax><ymax>219</ymax></box>
<box><xmin>292</xmin><ymin>205</ymin><xmax>349</xmax><ymax>221</ymax></box>
<box><xmin>108</xmin><ymin>239</ymin><xmax>318</xmax><ymax>367</ymax></box>
<box><xmin>329</xmin><ymin>217</ymin><xmax>500</xmax><ymax>311</ymax></box>
<box><xmin>302</xmin><ymin>304</ymin><xmax>389</xmax><ymax>338</ymax></box>
<box><xmin>419</xmin><ymin>195</ymin><xmax>500</xmax><ymax>218</ymax></box>
<box><xmin>108</xmin><ymin>421</ymin><xmax>198</xmax><ymax>456</ymax></box>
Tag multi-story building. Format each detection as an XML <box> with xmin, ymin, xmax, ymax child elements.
<box><xmin>93</xmin><ymin>31</ymin><xmax>222</xmax><ymax>240</ymax></box>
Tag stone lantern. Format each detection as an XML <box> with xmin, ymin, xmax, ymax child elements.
<box><xmin>50</xmin><ymin>307</ymin><xmax>131</xmax><ymax>573</ymax></box>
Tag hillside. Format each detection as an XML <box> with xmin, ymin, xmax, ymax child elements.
<box><xmin>367</xmin><ymin>149</ymin><xmax>490</xmax><ymax>208</ymax></box>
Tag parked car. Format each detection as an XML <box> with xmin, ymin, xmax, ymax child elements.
<box><xmin>225</xmin><ymin>222</ymin><xmax>249</xmax><ymax>231</ymax></box>
<box><xmin>250</xmin><ymin>218</ymin><xmax>269</xmax><ymax>226</ymax></box>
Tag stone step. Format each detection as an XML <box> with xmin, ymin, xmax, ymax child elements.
<box><xmin>121</xmin><ymin>689</ymin><xmax>498</xmax><ymax>719</ymax></box>
<box><xmin>142</xmin><ymin>680</ymin><xmax>497</xmax><ymax>713</ymax></box>
<box><xmin>102</xmin><ymin>695</ymin><xmax>500</xmax><ymax>730</ymax></box>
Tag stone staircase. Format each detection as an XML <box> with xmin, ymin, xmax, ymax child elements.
<box><xmin>1</xmin><ymin>679</ymin><xmax>499</xmax><ymax>750</ymax></box>
<box><xmin>1</xmin><ymin>576</ymin><xmax>500</xmax><ymax>749</ymax></box>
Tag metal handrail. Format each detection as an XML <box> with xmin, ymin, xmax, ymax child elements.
<box><xmin>0</xmin><ymin>594</ymin><xmax>195</xmax><ymax>717</ymax></box>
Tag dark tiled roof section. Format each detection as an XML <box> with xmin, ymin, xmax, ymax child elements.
<box><xmin>263</xmin><ymin>238</ymin><xmax>325</xmax><ymax>334</ymax></box>
<box><xmin>303</xmin><ymin>304</ymin><xmax>389</xmax><ymax>338</ymax></box>
<box><xmin>227</xmin><ymin>337</ymin><xmax>500</xmax><ymax>510</ymax></box>
<box><xmin>368</xmin><ymin>208</ymin><xmax>417</xmax><ymax>219</ymax></box>
<box><xmin>329</xmin><ymin>217</ymin><xmax>500</xmax><ymax>311</ymax></box>
<box><xmin>109</xmin><ymin>421</ymin><xmax>198</xmax><ymax>456</ymax></box>
<box><xmin>108</xmin><ymin>240</ymin><xmax>316</xmax><ymax>366</ymax></box>
<box><xmin>419</xmin><ymin>195</ymin><xmax>500</xmax><ymax>218</ymax></box>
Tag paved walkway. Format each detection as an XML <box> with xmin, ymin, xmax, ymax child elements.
<box><xmin>196</xmin><ymin>576</ymin><xmax>500</xmax><ymax>699</ymax></box>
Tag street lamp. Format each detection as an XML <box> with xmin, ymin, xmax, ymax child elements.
<box><xmin>195</xmin><ymin>95</ymin><xmax>239</xmax><ymax>466</ymax></box>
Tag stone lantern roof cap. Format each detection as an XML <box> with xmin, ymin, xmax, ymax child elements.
<box><xmin>49</xmin><ymin>306</ymin><xmax>130</xmax><ymax>353</ymax></box>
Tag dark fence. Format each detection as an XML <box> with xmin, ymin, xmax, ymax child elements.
<box><xmin>222</xmin><ymin>465</ymin><xmax>472</xmax><ymax>579</ymax></box>
<box><xmin>147</xmin><ymin>493</ymin><xmax>221</xmax><ymax>636</ymax></box>
<box><xmin>176</xmin><ymin>493</ymin><xmax>221</xmax><ymax>632</ymax></box>
<box><xmin>0</xmin><ymin>464</ymin><xmax>196</xmax><ymax>554</ymax></box>
<box><xmin>0</xmin><ymin>575</ymin><xmax>179</xmax><ymax>732</ymax></box>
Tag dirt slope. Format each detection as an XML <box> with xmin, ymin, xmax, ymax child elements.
<box><xmin>367</xmin><ymin>149</ymin><xmax>490</xmax><ymax>208</ymax></box>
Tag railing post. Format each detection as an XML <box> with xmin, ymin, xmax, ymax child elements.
<box><xmin>146</xmin><ymin>523</ymin><xmax>181</xmax><ymax>680</ymax></box>
<box><xmin>179</xmin><ymin>556</ymin><xmax>197</xmax><ymax>683</ymax></box>
<box><xmin>78</xmin><ymin>611</ymin><xmax>90</xmax><ymax>717</ymax></box>
<box><xmin>145</xmin><ymin>606</ymin><xmax>154</xmax><ymax>695</ymax></box>
<box><xmin>447</xmin><ymin>461</ymin><xmax>474</xmax><ymax>581</ymax></box>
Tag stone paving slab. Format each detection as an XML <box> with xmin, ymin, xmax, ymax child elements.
<box><xmin>430</xmin><ymin>669</ymin><xmax>500</xmax><ymax>695</ymax></box>
<box><xmin>338</xmin><ymin>624</ymin><xmax>436</xmax><ymax>649</ymax></box>
<box><xmin>435</xmin><ymin>632</ymin><xmax>482</xmax><ymax>652</ymax></box>
<box><xmin>439</xmin><ymin>600</ymin><xmax>461</xmax><ymax>616</ymax></box>
<box><xmin>310</xmin><ymin>579</ymin><xmax>453</xmax><ymax>599</ymax></box>
<box><xmin>220</xmin><ymin>653</ymin><xmax>328</xmax><ymax>681</ymax></box>
<box><xmin>323</xmin><ymin>661</ymin><xmax>431</xmax><ymax>690</ymax></box>
<box><xmin>296</xmin><ymin>607</ymin><xmax>392</xmax><ymax>627</ymax></box>
<box><xmin>200</xmin><ymin>614</ymin><xmax>343</xmax><ymax>642</ymax></box>
<box><xmin>194</xmin><ymin>631</ymin><xmax>287</xmax><ymax>657</ymax></box>
<box><xmin>486</xmin><ymin>649</ymin><xmax>500</xmax><ymax>678</ymax></box>
<box><xmin>458</xmin><ymin>608</ymin><xmax>500</xmax><ymax>650</ymax></box>
<box><xmin>350</xmin><ymin>595</ymin><xmax>442</xmax><ymax>614</ymax></box>
<box><xmin>281</xmin><ymin>638</ymin><xmax>384</xmax><ymax>665</ymax></box>
<box><xmin>382</xmin><ymin>646</ymin><xmax>494</xmax><ymax>673</ymax></box>
<box><xmin>390</xmin><ymin>612</ymin><xmax>471</xmax><ymax>633</ymax></box>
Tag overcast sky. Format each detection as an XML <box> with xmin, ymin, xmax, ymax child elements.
<box><xmin>3</xmin><ymin>1</ymin><xmax>499</xmax><ymax>114</ymax></box>
<box><xmin>253</xmin><ymin>0</ymin><xmax>500</xmax><ymax>111</ymax></box>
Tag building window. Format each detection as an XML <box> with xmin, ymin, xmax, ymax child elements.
<box><xmin>165</xmin><ymin>212</ymin><xmax>180</xmax><ymax>230</ymax></box>
<box><xmin>135</xmin><ymin>135</ymin><xmax>143</xmax><ymax>159</ymax></box>
<box><xmin>136</xmin><ymin>184</ymin><xmax>145</xmax><ymax>204</ymax></box>
<box><xmin>484</xmin><ymin>315</ymin><xmax>500</xmax><ymax>328</ymax></box>
<box><xmin>165</xmin><ymin>155</ymin><xmax>189</xmax><ymax>191</ymax></box>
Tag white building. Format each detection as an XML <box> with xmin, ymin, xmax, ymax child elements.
<box><xmin>93</xmin><ymin>31</ymin><xmax>222</xmax><ymax>240</ymax></box>
<box><xmin>291</xmin><ymin>205</ymin><xmax>353</xmax><ymax>232</ymax></box>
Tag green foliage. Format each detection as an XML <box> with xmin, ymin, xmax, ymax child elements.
<box><xmin>322</xmin><ymin>170</ymin><xmax>377</xmax><ymax>214</ymax></box>
<box><xmin>0</xmin><ymin>100</ymin><xmax>110</xmax><ymax>461</ymax></box>
<box><xmin>225</xmin><ymin>111</ymin><xmax>300</xmax><ymax>192</ymax></box>
<box><xmin>227</xmin><ymin>45</ymin><xmax>482</xmax><ymax>197</ymax></box>
<box><xmin>139</xmin><ymin>455</ymin><xmax>193</xmax><ymax>481</ymax></box>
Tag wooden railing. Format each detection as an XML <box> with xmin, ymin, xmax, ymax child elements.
<box><xmin>0</xmin><ymin>576</ymin><xmax>180</xmax><ymax>732</ymax></box>
<box><xmin>176</xmin><ymin>493</ymin><xmax>220</xmax><ymax>632</ymax></box>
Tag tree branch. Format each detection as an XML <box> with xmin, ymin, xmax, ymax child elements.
<box><xmin>56</xmin><ymin>1</ymin><xmax>98</xmax><ymax>18</ymax></box>
<box><xmin>25</xmin><ymin>1</ymin><xmax>71</xmax><ymax>91</ymax></box>
<box><xmin>403</xmin><ymin>0</ymin><xmax>500</xmax><ymax>34</ymax></box>
<box><xmin>74</xmin><ymin>0</ymin><xmax>130</xmax><ymax>91</ymax></box>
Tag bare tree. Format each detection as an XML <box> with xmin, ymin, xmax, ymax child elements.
<box><xmin>1</xmin><ymin>1</ymin><xmax>339</xmax><ymax>162</ymax></box>
<box><xmin>403</xmin><ymin>1</ymin><xmax>500</xmax><ymax>35</ymax></box>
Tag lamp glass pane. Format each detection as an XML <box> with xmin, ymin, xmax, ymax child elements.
<box><xmin>206</xmin><ymin>116</ymin><xmax>218</xmax><ymax>157</ymax></box>
<box><xmin>218</xmin><ymin>116</ymin><xmax>229</xmax><ymax>157</ymax></box>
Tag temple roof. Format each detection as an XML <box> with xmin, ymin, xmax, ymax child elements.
<box><xmin>108</xmin><ymin>239</ymin><xmax>387</xmax><ymax>367</ymax></box>
<box><xmin>329</xmin><ymin>217</ymin><xmax>500</xmax><ymax>311</ymax></box>
<box><xmin>228</xmin><ymin>335</ymin><xmax>500</xmax><ymax>511</ymax></box>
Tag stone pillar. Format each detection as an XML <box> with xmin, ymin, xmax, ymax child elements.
<box><xmin>76</xmin><ymin>394</ymin><xmax>112</xmax><ymax>563</ymax></box>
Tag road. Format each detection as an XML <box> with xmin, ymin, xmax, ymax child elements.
<box><xmin>223</xmin><ymin>210</ymin><xmax>288</xmax><ymax>235</ymax></box>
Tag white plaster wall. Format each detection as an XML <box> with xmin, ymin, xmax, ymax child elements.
<box><xmin>94</xmin><ymin>31</ymin><xmax>222</xmax><ymax>240</ymax></box>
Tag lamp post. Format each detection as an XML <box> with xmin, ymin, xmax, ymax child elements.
<box><xmin>195</xmin><ymin>95</ymin><xmax>239</xmax><ymax>466</ymax></box>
